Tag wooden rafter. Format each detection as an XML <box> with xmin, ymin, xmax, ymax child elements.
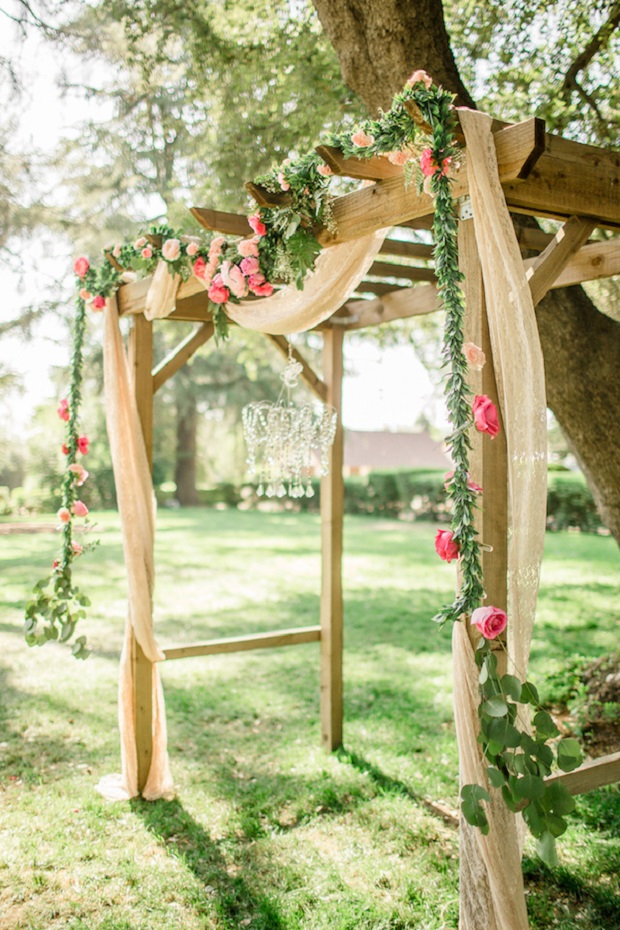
<box><xmin>315</xmin><ymin>144</ymin><xmax>402</xmax><ymax>181</ymax></box>
<box><xmin>266</xmin><ymin>334</ymin><xmax>328</xmax><ymax>402</ymax></box>
<box><xmin>190</xmin><ymin>207</ymin><xmax>253</xmax><ymax>236</ymax></box>
<box><xmin>525</xmin><ymin>216</ymin><xmax>597</xmax><ymax>306</ymax></box>
<box><xmin>152</xmin><ymin>322</ymin><xmax>215</xmax><ymax>393</ymax></box>
<box><xmin>338</xmin><ymin>284</ymin><xmax>439</xmax><ymax>330</ymax></box>
<box><xmin>368</xmin><ymin>260</ymin><xmax>435</xmax><ymax>282</ymax></box>
<box><xmin>380</xmin><ymin>239</ymin><xmax>434</xmax><ymax>260</ymax></box>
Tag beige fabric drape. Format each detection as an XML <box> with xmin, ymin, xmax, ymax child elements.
<box><xmin>452</xmin><ymin>109</ymin><xmax>548</xmax><ymax>929</ymax></box>
<box><xmin>96</xmin><ymin>295</ymin><xmax>173</xmax><ymax>802</ymax></box>
<box><xmin>144</xmin><ymin>230</ymin><xmax>388</xmax><ymax>333</ymax></box>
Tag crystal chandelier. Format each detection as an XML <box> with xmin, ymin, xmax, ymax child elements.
<box><xmin>242</xmin><ymin>347</ymin><xmax>337</xmax><ymax>499</ymax></box>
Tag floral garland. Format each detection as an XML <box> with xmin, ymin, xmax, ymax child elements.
<box><xmin>24</xmin><ymin>71</ymin><xmax>582</xmax><ymax>862</ymax></box>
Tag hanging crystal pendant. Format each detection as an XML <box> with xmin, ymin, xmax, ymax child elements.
<box><xmin>242</xmin><ymin>347</ymin><xmax>337</xmax><ymax>499</ymax></box>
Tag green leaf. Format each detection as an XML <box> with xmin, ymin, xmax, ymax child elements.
<box><xmin>537</xmin><ymin>831</ymin><xmax>559</xmax><ymax>868</ymax></box>
<box><xmin>544</xmin><ymin>781</ymin><xmax>576</xmax><ymax>816</ymax></box>
<box><xmin>522</xmin><ymin>800</ymin><xmax>545</xmax><ymax>837</ymax></box>
<box><xmin>501</xmin><ymin>784</ymin><xmax>519</xmax><ymax>812</ymax></box>
<box><xmin>513</xmin><ymin>774</ymin><xmax>545</xmax><ymax>801</ymax></box>
<box><xmin>545</xmin><ymin>812</ymin><xmax>568</xmax><ymax>838</ymax></box>
<box><xmin>557</xmin><ymin>738</ymin><xmax>583</xmax><ymax>773</ymax></box>
<box><xmin>533</xmin><ymin>710</ymin><xmax>560</xmax><ymax>739</ymax></box>
<box><xmin>482</xmin><ymin>696</ymin><xmax>509</xmax><ymax>717</ymax></box>
<box><xmin>486</xmin><ymin>766</ymin><xmax>506</xmax><ymax>788</ymax></box>
<box><xmin>461</xmin><ymin>784</ymin><xmax>490</xmax><ymax>833</ymax></box>
<box><xmin>500</xmin><ymin>674</ymin><xmax>522</xmax><ymax>701</ymax></box>
<box><xmin>521</xmin><ymin>681</ymin><xmax>540</xmax><ymax>705</ymax></box>
<box><xmin>488</xmin><ymin>717</ymin><xmax>522</xmax><ymax>749</ymax></box>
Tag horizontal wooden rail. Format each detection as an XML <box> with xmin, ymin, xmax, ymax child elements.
<box><xmin>162</xmin><ymin>625</ymin><xmax>322</xmax><ymax>661</ymax></box>
<box><xmin>545</xmin><ymin>751</ymin><xmax>620</xmax><ymax>796</ymax></box>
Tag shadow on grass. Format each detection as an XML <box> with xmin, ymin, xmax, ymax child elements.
<box><xmin>523</xmin><ymin>857</ymin><xmax>620</xmax><ymax>928</ymax></box>
<box><xmin>131</xmin><ymin>797</ymin><xmax>288</xmax><ymax>929</ymax></box>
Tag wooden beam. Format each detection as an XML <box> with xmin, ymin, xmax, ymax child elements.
<box><xmin>368</xmin><ymin>260</ymin><xmax>436</xmax><ymax>282</ymax></box>
<box><xmin>524</xmin><ymin>236</ymin><xmax>620</xmax><ymax>290</ymax></box>
<box><xmin>354</xmin><ymin>281</ymin><xmax>412</xmax><ymax>297</ymax></box>
<box><xmin>152</xmin><ymin>322</ymin><xmax>214</xmax><ymax>393</ymax></box>
<box><xmin>317</xmin><ymin>118</ymin><xmax>546</xmax><ymax>245</ymax></box>
<box><xmin>245</xmin><ymin>181</ymin><xmax>292</xmax><ymax>208</ymax></box>
<box><xmin>545</xmin><ymin>751</ymin><xmax>620</xmax><ymax>796</ymax></box>
<box><xmin>320</xmin><ymin>328</ymin><xmax>344</xmax><ymax>752</ymax></box>
<box><xmin>315</xmin><ymin>144</ymin><xmax>402</xmax><ymax>181</ymax></box>
<box><xmin>190</xmin><ymin>207</ymin><xmax>253</xmax><ymax>236</ymax></box>
<box><xmin>266</xmin><ymin>334</ymin><xmax>328</xmax><ymax>403</ymax></box>
<box><xmin>380</xmin><ymin>239</ymin><xmax>434</xmax><ymax>260</ymax></box>
<box><xmin>162</xmin><ymin>626</ymin><xmax>321</xmax><ymax>661</ymax></box>
<box><xmin>339</xmin><ymin>284</ymin><xmax>439</xmax><ymax>329</ymax></box>
<box><xmin>525</xmin><ymin>216</ymin><xmax>596</xmax><ymax>306</ymax></box>
<box><xmin>127</xmin><ymin>315</ymin><xmax>154</xmax><ymax>794</ymax></box>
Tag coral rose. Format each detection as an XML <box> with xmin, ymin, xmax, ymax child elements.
<box><xmin>79</xmin><ymin>288</ymin><xmax>91</xmax><ymax>301</ymax></box>
<box><xmin>406</xmin><ymin>69</ymin><xmax>433</xmax><ymax>90</ymax></box>
<box><xmin>141</xmin><ymin>247</ymin><xmax>153</xmax><ymax>259</ymax></box>
<box><xmin>463</xmin><ymin>342</ymin><xmax>486</xmax><ymax>371</ymax></box>
<box><xmin>161</xmin><ymin>238</ymin><xmax>181</xmax><ymax>261</ymax></box>
<box><xmin>91</xmin><ymin>295</ymin><xmax>105</xmax><ymax>311</ymax></box>
<box><xmin>471</xmin><ymin>606</ymin><xmax>508</xmax><ymax>640</ymax></box>
<box><xmin>251</xmin><ymin>281</ymin><xmax>274</xmax><ymax>297</ymax></box>
<box><xmin>73</xmin><ymin>257</ymin><xmax>89</xmax><ymax>279</ymax></box>
<box><xmin>77</xmin><ymin>436</ymin><xmax>90</xmax><ymax>455</ymax></box>
<box><xmin>317</xmin><ymin>163</ymin><xmax>333</xmax><ymax>177</ymax></box>
<box><xmin>57</xmin><ymin>398</ymin><xmax>70</xmax><ymax>422</ymax></box>
<box><xmin>434</xmin><ymin>528</ymin><xmax>460</xmax><ymax>563</ymax></box>
<box><xmin>72</xmin><ymin>500</ymin><xmax>89</xmax><ymax>517</ymax></box>
<box><xmin>473</xmin><ymin>394</ymin><xmax>500</xmax><ymax>439</ymax></box>
<box><xmin>248</xmin><ymin>214</ymin><xmax>267</xmax><ymax>237</ymax></box>
<box><xmin>420</xmin><ymin>148</ymin><xmax>452</xmax><ymax>178</ymax></box>
<box><xmin>193</xmin><ymin>256</ymin><xmax>207</xmax><ymax>279</ymax></box>
<box><xmin>238</xmin><ymin>237</ymin><xmax>259</xmax><ymax>258</ymax></box>
<box><xmin>208</xmin><ymin>274</ymin><xmax>230</xmax><ymax>304</ymax></box>
<box><xmin>57</xmin><ymin>507</ymin><xmax>71</xmax><ymax>524</ymax></box>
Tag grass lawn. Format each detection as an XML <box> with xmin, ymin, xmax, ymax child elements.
<box><xmin>1</xmin><ymin>509</ymin><xmax>619</xmax><ymax>930</ymax></box>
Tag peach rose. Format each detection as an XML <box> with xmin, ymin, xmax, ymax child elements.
<box><xmin>134</xmin><ymin>236</ymin><xmax>148</xmax><ymax>249</ymax></box>
<box><xmin>72</xmin><ymin>500</ymin><xmax>89</xmax><ymax>517</ymax></box>
<box><xmin>434</xmin><ymin>528</ymin><xmax>460</xmax><ymax>563</ymax></box>
<box><xmin>186</xmin><ymin>242</ymin><xmax>199</xmax><ymax>256</ymax></box>
<box><xmin>79</xmin><ymin>288</ymin><xmax>91</xmax><ymax>301</ymax></box>
<box><xmin>57</xmin><ymin>507</ymin><xmax>71</xmax><ymax>524</ymax></box>
<box><xmin>471</xmin><ymin>606</ymin><xmax>507</xmax><ymax>640</ymax></box>
<box><xmin>406</xmin><ymin>69</ymin><xmax>433</xmax><ymax>90</ymax></box>
<box><xmin>238</xmin><ymin>237</ymin><xmax>259</xmax><ymax>258</ymax></box>
<box><xmin>141</xmin><ymin>247</ymin><xmax>153</xmax><ymax>259</ymax></box>
<box><xmin>351</xmin><ymin>129</ymin><xmax>374</xmax><ymax>148</ymax></box>
<box><xmin>69</xmin><ymin>463</ymin><xmax>89</xmax><ymax>486</ymax></box>
<box><xmin>317</xmin><ymin>163</ymin><xmax>333</xmax><ymax>177</ymax></box>
<box><xmin>473</xmin><ymin>395</ymin><xmax>500</xmax><ymax>439</ymax></box>
<box><xmin>161</xmin><ymin>238</ymin><xmax>181</xmax><ymax>261</ymax></box>
<box><xmin>464</xmin><ymin>342</ymin><xmax>486</xmax><ymax>371</ymax></box>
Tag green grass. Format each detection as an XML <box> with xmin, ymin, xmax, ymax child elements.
<box><xmin>1</xmin><ymin>510</ymin><xmax>619</xmax><ymax>929</ymax></box>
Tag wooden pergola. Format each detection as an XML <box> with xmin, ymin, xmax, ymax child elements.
<box><xmin>114</xmin><ymin>110</ymin><xmax>620</xmax><ymax>806</ymax></box>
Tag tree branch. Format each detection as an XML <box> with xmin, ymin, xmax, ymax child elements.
<box><xmin>561</xmin><ymin>1</ymin><xmax>620</xmax><ymax>98</ymax></box>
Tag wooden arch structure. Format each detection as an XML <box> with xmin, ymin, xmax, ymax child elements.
<box><xmin>112</xmin><ymin>108</ymin><xmax>619</xmax><ymax>921</ymax></box>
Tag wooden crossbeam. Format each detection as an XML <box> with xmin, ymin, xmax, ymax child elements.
<box><xmin>525</xmin><ymin>216</ymin><xmax>596</xmax><ymax>306</ymax></box>
<box><xmin>368</xmin><ymin>260</ymin><xmax>435</xmax><ymax>282</ymax></box>
<box><xmin>524</xmin><ymin>236</ymin><xmax>620</xmax><ymax>292</ymax></box>
<box><xmin>190</xmin><ymin>207</ymin><xmax>253</xmax><ymax>236</ymax></box>
<box><xmin>380</xmin><ymin>239</ymin><xmax>434</xmax><ymax>260</ymax></box>
<box><xmin>338</xmin><ymin>284</ymin><xmax>439</xmax><ymax>330</ymax></box>
<box><xmin>355</xmin><ymin>281</ymin><xmax>411</xmax><ymax>297</ymax></box>
<box><xmin>317</xmin><ymin>118</ymin><xmax>546</xmax><ymax>245</ymax></box>
<box><xmin>266</xmin><ymin>334</ymin><xmax>328</xmax><ymax>402</ymax></box>
<box><xmin>152</xmin><ymin>322</ymin><xmax>214</xmax><ymax>393</ymax></box>
<box><xmin>315</xmin><ymin>144</ymin><xmax>402</xmax><ymax>181</ymax></box>
<box><xmin>245</xmin><ymin>181</ymin><xmax>292</xmax><ymax>209</ymax></box>
<box><xmin>545</xmin><ymin>751</ymin><xmax>620</xmax><ymax>796</ymax></box>
<box><xmin>162</xmin><ymin>626</ymin><xmax>321</xmax><ymax>661</ymax></box>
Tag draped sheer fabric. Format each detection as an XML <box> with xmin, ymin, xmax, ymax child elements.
<box><xmin>453</xmin><ymin>109</ymin><xmax>548</xmax><ymax>930</ymax></box>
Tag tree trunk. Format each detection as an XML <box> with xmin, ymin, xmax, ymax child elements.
<box><xmin>312</xmin><ymin>0</ymin><xmax>620</xmax><ymax>544</ymax></box>
<box><xmin>174</xmin><ymin>391</ymin><xmax>198</xmax><ymax>506</ymax></box>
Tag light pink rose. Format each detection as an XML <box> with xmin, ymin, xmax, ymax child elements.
<box><xmin>91</xmin><ymin>295</ymin><xmax>105</xmax><ymax>311</ymax></box>
<box><xmin>72</xmin><ymin>542</ymin><xmax>84</xmax><ymax>556</ymax></box>
<box><xmin>351</xmin><ymin>129</ymin><xmax>374</xmax><ymax>148</ymax></box>
<box><xmin>209</xmin><ymin>235</ymin><xmax>226</xmax><ymax>258</ymax></box>
<box><xmin>161</xmin><ymin>238</ymin><xmax>181</xmax><ymax>261</ymax></box>
<box><xmin>471</xmin><ymin>606</ymin><xmax>508</xmax><ymax>640</ymax></box>
<box><xmin>79</xmin><ymin>288</ymin><xmax>91</xmax><ymax>301</ymax></box>
<box><xmin>434</xmin><ymin>528</ymin><xmax>460</xmax><ymax>563</ymax></box>
<box><xmin>141</xmin><ymin>247</ymin><xmax>153</xmax><ymax>259</ymax></box>
<box><xmin>240</xmin><ymin>256</ymin><xmax>260</xmax><ymax>276</ymax></box>
<box><xmin>248</xmin><ymin>214</ymin><xmax>267</xmax><ymax>237</ymax></box>
<box><xmin>251</xmin><ymin>281</ymin><xmax>274</xmax><ymax>297</ymax></box>
<box><xmin>186</xmin><ymin>241</ymin><xmax>199</xmax><ymax>256</ymax></box>
<box><xmin>207</xmin><ymin>274</ymin><xmax>230</xmax><ymax>305</ymax></box>
<box><xmin>387</xmin><ymin>149</ymin><xmax>411</xmax><ymax>166</ymax></box>
<box><xmin>57</xmin><ymin>507</ymin><xmax>71</xmax><ymax>524</ymax></box>
<box><xmin>277</xmin><ymin>172</ymin><xmax>290</xmax><ymax>192</ymax></box>
<box><xmin>464</xmin><ymin>342</ymin><xmax>486</xmax><ymax>371</ymax></box>
<box><xmin>238</xmin><ymin>237</ymin><xmax>259</xmax><ymax>258</ymax></box>
<box><xmin>406</xmin><ymin>69</ymin><xmax>433</xmax><ymax>90</ymax></box>
<box><xmin>228</xmin><ymin>264</ymin><xmax>249</xmax><ymax>299</ymax></box>
<box><xmin>219</xmin><ymin>260</ymin><xmax>233</xmax><ymax>287</ymax></box>
<box><xmin>73</xmin><ymin>257</ymin><xmax>89</xmax><ymax>279</ymax></box>
<box><xmin>134</xmin><ymin>237</ymin><xmax>148</xmax><ymax>249</ymax></box>
<box><xmin>473</xmin><ymin>394</ymin><xmax>500</xmax><ymax>439</ymax></box>
<box><xmin>69</xmin><ymin>463</ymin><xmax>89</xmax><ymax>486</ymax></box>
<box><xmin>72</xmin><ymin>500</ymin><xmax>89</xmax><ymax>517</ymax></box>
<box><xmin>112</xmin><ymin>244</ymin><xmax>122</xmax><ymax>258</ymax></box>
<box><xmin>317</xmin><ymin>163</ymin><xmax>333</xmax><ymax>177</ymax></box>
<box><xmin>57</xmin><ymin>399</ymin><xmax>70</xmax><ymax>422</ymax></box>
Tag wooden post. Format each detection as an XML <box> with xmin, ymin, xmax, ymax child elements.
<box><xmin>320</xmin><ymin>328</ymin><xmax>344</xmax><ymax>751</ymax></box>
<box><xmin>128</xmin><ymin>313</ymin><xmax>154</xmax><ymax>793</ymax></box>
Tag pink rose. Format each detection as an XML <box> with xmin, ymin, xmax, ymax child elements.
<box><xmin>61</xmin><ymin>443</ymin><xmax>69</xmax><ymax>455</ymax></box>
<box><xmin>77</xmin><ymin>436</ymin><xmax>90</xmax><ymax>455</ymax></box>
<box><xmin>79</xmin><ymin>288</ymin><xmax>91</xmax><ymax>301</ymax></box>
<box><xmin>186</xmin><ymin>241</ymin><xmax>198</xmax><ymax>256</ymax></box>
<box><xmin>209</xmin><ymin>235</ymin><xmax>226</xmax><ymax>258</ymax></box>
<box><xmin>57</xmin><ymin>507</ymin><xmax>71</xmax><ymax>524</ymax></box>
<box><xmin>238</xmin><ymin>237</ymin><xmax>259</xmax><ymax>258</ymax></box>
<box><xmin>161</xmin><ymin>238</ymin><xmax>181</xmax><ymax>261</ymax></box>
<box><xmin>207</xmin><ymin>274</ymin><xmax>230</xmax><ymax>305</ymax></box>
<box><xmin>240</xmin><ymin>256</ymin><xmax>260</xmax><ymax>276</ymax></box>
<box><xmin>248</xmin><ymin>214</ymin><xmax>267</xmax><ymax>237</ymax></box>
<box><xmin>69</xmin><ymin>463</ymin><xmax>89</xmax><ymax>486</ymax></box>
<box><xmin>57</xmin><ymin>398</ymin><xmax>70</xmax><ymax>422</ymax></box>
<box><xmin>473</xmin><ymin>395</ymin><xmax>500</xmax><ymax>439</ymax></box>
<box><xmin>471</xmin><ymin>606</ymin><xmax>508</xmax><ymax>640</ymax></box>
<box><xmin>464</xmin><ymin>342</ymin><xmax>486</xmax><ymax>371</ymax></box>
<box><xmin>72</xmin><ymin>542</ymin><xmax>84</xmax><ymax>556</ymax></box>
<box><xmin>72</xmin><ymin>500</ymin><xmax>89</xmax><ymax>517</ymax></box>
<box><xmin>193</xmin><ymin>256</ymin><xmax>207</xmax><ymax>279</ymax></box>
<box><xmin>228</xmin><ymin>264</ymin><xmax>249</xmax><ymax>299</ymax></box>
<box><xmin>317</xmin><ymin>163</ymin><xmax>333</xmax><ymax>177</ymax></box>
<box><xmin>406</xmin><ymin>69</ymin><xmax>433</xmax><ymax>90</ymax></box>
<box><xmin>434</xmin><ymin>528</ymin><xmax>460</xmax><ymax>563</ymax></box>
<box><xmin>351</xmin><ymin>129</ymin><xmax>374</xmax><ymax>148</ymax></box>
<box><xmin>444</xmin><ymin>470</ymin><xmax>483</xmax><ymax>494</ymax></box>
<box><xmin>253</xmin><ymin>282</ymin><xmax>274</xmax><ymax>297</ymax></box>
<box><xmin>52</xmin><ymin>559</ymin><xmax>60</xmax><ymax>570</ymax></box>
<box><xmin>134</xmin><ymin>237</ymin><xmax>148</xmax><ymax>249</ymax></box>
<box><xmin>91</xmin><ymin>295</ymin><xmax>106</xmax><ymax>311</ymax></box>
<box><xmin>420</xmin><ymin>149</ymin><xmax>452</xmax><ymax>178</ymax></box>
<box><xmin>277</xmin><ymin>172</ymin><xmax>290</xmax><ymax>192</ymax></box>
<box><xmin>73</xmin><ymin>257</ymin><xmax>89</xmax><ymax>279</ymax></box>
<box><xmin>141</xmin><ymin>247</ymin><xmax>153</xmax><ymax>259</ymax></box>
